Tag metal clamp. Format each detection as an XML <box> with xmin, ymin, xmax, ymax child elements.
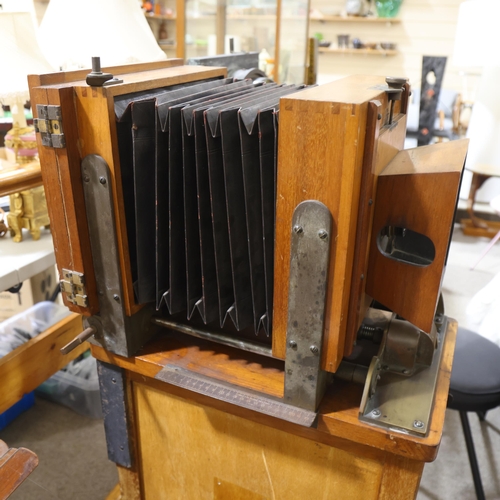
<box><xmin>34</xmin><ymin>104</ymin><xmax>66</xmax><ymax>148</ymax></box>
<box><xmin>60</xmin><ymin>269</ymin><xmax>88</xmax><ymax>307</ymax></box>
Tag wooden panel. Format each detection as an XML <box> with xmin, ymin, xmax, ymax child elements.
<box><xmin>105</xmin><ymin>483</ymin><xmax>121</xmax><ymax>500</ymax></box>
<box><xmin>344</xmin><ymin>109</ymin><xmax>408</xmax><ymax>356</ymax></box>
<box><xmin>0</xmin><ymin>313</ymin><xmax>86</xmax><ymax>414</ymax></box>
<box><xmin>48</xmin><ymin>86</ymin><xmax>100</xmax><ymax>314</ymax></box>
<box><xmin>91</xmin><ymin>317</ymin><xmax>457</xmax><ymax>463</ymax></box>
<box><xmin>32</xmin><ymin>59</ymin><xmax>184</xmax><ymax>86</ymax></box>
<box><xmin>0</xmin><ymin>443</ymin><xmax>38</xmax><ymax>499</ymax></box>
<box><xmin>134</xmin><ymin>381</ymin><xmax>385</xmax><ymax>500</ymax></box>
<box><xmin>29</xmin><ymin>85</ymin><xmax>72</xmax><ymax>298</ymax></box>
<box><xmin>366</xmin><ymin>141</ymin><xmax>467</xmax><ymax>333</ymax></box>
<box><xmin>378</xmin><ymin>454</ymin><xmax>424</xmax><ymax>500</ymax></box>
<box><xmin>176</xmin><ymin>0</ymin><xmax>185</xmax><ymax>59</ymax></box>
<box><xmin>273</xmin><ymin>75</ymin><xmax>399</xmax><ymax>372</ymax></box>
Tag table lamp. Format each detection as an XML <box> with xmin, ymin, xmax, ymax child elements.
<box><xmin>37</xmin><ymin>0</ymin><xmax>167</xmax><ymax>71</ymax></box>
<box><xmin>454</xmin><ymin>0</ymin><xmax>500</xmax><ymax>203</ymax></box>
<box><xmin>0</xmin><ymin>11</ymin><xmax>54</xmax><ymax>164</ymax></box>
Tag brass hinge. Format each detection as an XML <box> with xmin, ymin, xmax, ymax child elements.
<box><xmin>60</xmin><ymin>269</ymin><xmax>88</xmax><ymax>307</ymax></box>
<box><xmin>34</xmin><ymin>105</ymin><xmax>66</xmax><ymax>148</ymax></box>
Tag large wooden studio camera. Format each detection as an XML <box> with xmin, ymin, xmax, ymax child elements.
<box><xmin>29</xmin><ymin>60</ymin><xmax>467</xmax><ymax>499</ymax></box>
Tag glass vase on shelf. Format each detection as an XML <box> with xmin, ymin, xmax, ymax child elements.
<box><xmin>375</xmin><ymin>0</ymin><xmax>402</xmax><ymax>18</ymax></box>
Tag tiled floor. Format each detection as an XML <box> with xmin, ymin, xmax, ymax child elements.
<box><xmin>2</xmin><ymin>225</ymin><xmax>500</xmax><ymax>499</ymax></box>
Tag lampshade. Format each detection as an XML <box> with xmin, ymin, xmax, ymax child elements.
<box><xmin>453</xmin><ymin>0</ymin><xmax>500</xmax><ymax>68</ymax></box>
<box><xmin>0</xmin><ymin>11</ymin><xmax>54</xmax><ymax>104</ymax></box>
<box><xmin>38</xmin><ymin>0</ymin><xmax>167</xmax><ymax>70</ymax></box>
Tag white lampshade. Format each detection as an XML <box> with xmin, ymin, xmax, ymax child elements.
<box><xmin>38</xmin><ymin>0</ymin><xmax>167</xmax><ymax>71</ymax></box>
<box><xmin>454</xmin><ymin>0</ymin><xmax>500</xmax><ymax>68</ymax></box>
<box><xmin>0</xmin><ymin>11</ymin><xmax>55</xmax><ymax>104</ymax></box>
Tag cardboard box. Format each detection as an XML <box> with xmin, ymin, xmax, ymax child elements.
<box><xmin>0</xmin><ymin>265</ymin><xmax>58</xmax><ymax>322</ymax></box>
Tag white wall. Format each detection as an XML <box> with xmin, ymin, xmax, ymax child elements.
<box><xmin>310</xmin><ymin>0</ymin><xmax>481</xmax><ymax>96</ymax></box>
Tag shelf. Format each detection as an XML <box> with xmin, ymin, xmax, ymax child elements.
<box><xmin>319</xmin><ymin>47</ymin><xmax>398</xmax><ymax>56</ymax></box>
<box><xmin>311</xmin><ymin>15</ymin><xmax>400</xmax><ymax>23</ymax></box>
<box><xmin>226</xmin><ymin>14</ymin><xmax>309</xmax><ymax>20</ymax></box>
<box><xmin>144</xmin><ymin>13</ymin><xmax>176</xmax><ymax>21</ymax></box>
<box><xmin>159</xmin><ymin>44</ymin><xmax>177</xmax><ymax>52</ymax></box>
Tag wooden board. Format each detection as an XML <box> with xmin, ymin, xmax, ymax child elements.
<box><xmin>344</xmin><ymin>102</ymin><xmax>408</xmax><ymax>357</ymax></box>
<box><xmin>461</xmin><ymin>218</ymin><xmax>500</xmax><ymax>238</ymax></box>
<box><xmin>366</xmin><ymin>141</ymin><xmax>467</xmax><ymax>333</ymax></box>
<box><xmin>91</xmin><ymin>317</ymin><xmax>457</xmax><ymax>464</ymax></box>
<box><xmin>134</xmin><ymin>381</ymin><xmax>393</xmax><ymax>500</ymax></box>
<box><xmin>273</xmin><ymin>75</ymin><xmax>408</xmax><ymax>371</ymax></box>
<box><xmin>0</xmin><ymin>313</ymin><xmax>86</xmax><ymax>414</ymax></box>
<box><xmin>0</xmin><ymin>441</ymin><xmax>38</xmax><ymax>500</ymax></box>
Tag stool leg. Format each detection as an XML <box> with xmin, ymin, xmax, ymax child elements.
<box><xmin>471</xmin><ymin>229</ymin><xmax>500</xmax><ymax>270</ymax></box>
<box><xmin>460</xmin><ymin>411</ymin><xmax>486</xmax><ymax>500</ymax></box>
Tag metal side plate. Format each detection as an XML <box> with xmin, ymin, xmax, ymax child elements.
<box><xmin>284</xmin><ymin>200</ymin><xmax>332</xmax><ymax>411</ymax></box>
<box><xmin>82</xmin><ymin>154</ymin><xmax>152</xmax><ymax>357</ymax></box>
<box><xmin>155</xmin><ymin>365</ymin><xmax>318</xmax><ymax>427</ymax></box>
<box><xmin>359</xmin><ymin>316</ymin><xmax>449</xmax><ymax>436</ymax></box>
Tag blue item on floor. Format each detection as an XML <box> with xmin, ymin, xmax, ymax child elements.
<box><xmin>0</xmin><ymin>391</ymin><xmax>35</xmax><ymax>430</ymax></box>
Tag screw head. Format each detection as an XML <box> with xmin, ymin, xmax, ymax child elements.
<box><xmin>99</xmin><ymin>176</ymin><xmax>107</xmax><ymax>185</ymax></box>
<box><xmin>371</xmin><ymin>409</ymin><xmax>381</xmax><ymax>418</ymax></box>
<box><xmin>289</xmin><ymin>340</ymin><xmax>297</xmax><ymax>349</ymax></box>
<box><xmin>318</xmin><ymin>229</ymin><xmax>328</xmax><ymax>240</ymax></box>
<box><xmin>402</xmin><ymin>369</ymin><xmax>409</xmax><ymax>375</ymax></box>
<box><xmin>377</xmin><ymin>113</ymin><xmax>382</xmax><ymax>120</ymax></box>
<box><xmin>293</xmin><ymin>225</ymin><xmax>303</xmax><ymax>234</ymax></box>
<box><xmin>310</xmin><ymin>345</ymin><xmax>319</xmax><ymax>355</ymax></box>
<box><xmin>368</xmin><ymin>199</ymin><xmax>373</xmax><ymax>206</ymax></box>
<box><xmin>413</xmin><ymin>420</ymin><xmax>425</xmax><ymax>429</ymax></box>
<box><xmin>113</xmin><ymin>294</ymin><xmax>120</xmax><ymax>302</ymax></box>
<box><xmin>83</xmin><ymin>175</ymin><xmax>90</xmax><ymax>183</ymax></box>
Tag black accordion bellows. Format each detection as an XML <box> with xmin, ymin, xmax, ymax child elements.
<box><xmin>115</xmin><ymin>78</ymin><xmax>305</xmax><ymax>336</ymax></box>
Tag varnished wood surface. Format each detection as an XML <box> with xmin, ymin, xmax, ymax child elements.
<box><xmin>92</xmin><ymin>317</ymin><xmax>457</xmax><ymax>463</ymax></box>
<box><xmin>0</xmin><ymin>157</ymin><xmax>42</xmax><ymax>198</ymax></box>
<box><xmin>366</xmin><ymin>141</ymin><xmax>467</xmax><ymax>333</ymax></box>
<box><xmin>461</xmin><ymin>218</ymin><xmax>500</xmax><ymax>238</ymax></box>
<box><xmin>134</xmin><ymin>381</ymin><xmax>387</xmax><ymax>500</ymax></box>
<box><xmin>49</xmin><ymin>86</ymin><xmax>100</xmax><ymax>313</ymax></box>
<box><xmin>0</xmin><ymin>313</ymin><xmax>87</xmax><ymax>414</ymax></box>
<box><xmin>176</xmin><ymin>0</ymin><xmax>185</xmax><ymax>59</ymax></box>
<box><xmin>344</xmin><ymin>112</ymin><xmax>408</xmax><ymax>356</ymax></box>
<box><xmin>30</xmin><ymin>59</ymin><xmax>184</xmax><ymax>86</ymax></box>
<box><xmin>105</xmin><ymin>483</ymin><xmax>121</xmax><ymax>500</ymax></box>
<box><xmin>0</xmin><ymin>441</ymin><xmax>39</xmax><ymax>500</ymax></box>
<box><xmin>274</xmin><ymin>75</ymin><xmax>406</xmax><ymax>372</ymax></box>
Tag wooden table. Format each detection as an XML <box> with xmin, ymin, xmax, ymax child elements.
<box><xmin>92</xmin><ymin>319</ymin><xmax>457</xmax><ymax>500</ymax></box>
<box><xmin>462</xmin><ymin>163</ymin><xmax>500</xmax><ymax>237</ymax></box>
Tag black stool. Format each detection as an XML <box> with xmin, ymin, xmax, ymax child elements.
<box><xmin>448</xmin><ymin>327</ymin><xmax>500</xmax><ymax>500</ymax></box>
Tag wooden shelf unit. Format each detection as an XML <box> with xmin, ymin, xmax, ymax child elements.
<box><xmin>144</xmin><ymin>13</ymin><xmax>177</xmax><ymax>21</ymax></box>
<box><xmin>319</xmin><ymin>47</ymin><xmax>398</xmax><ymax>56</ymax></box>
<box><xmin>311</xmin><ymin>15</ymin><xmax>400</xmax><ymax>23</ymax></box>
